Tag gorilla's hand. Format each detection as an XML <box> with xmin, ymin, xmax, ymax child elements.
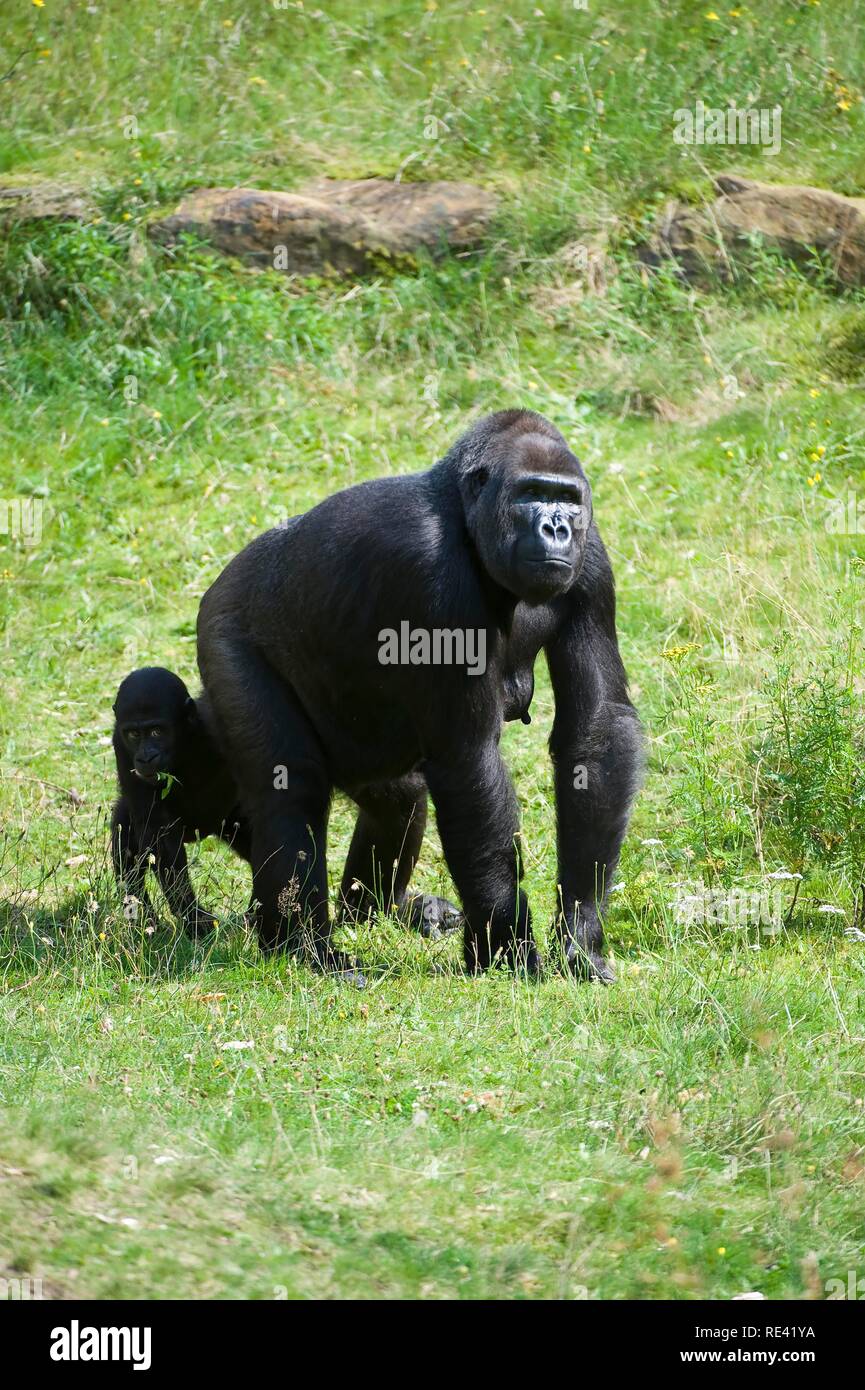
<box><xmin>557</xmin><ymin>907</ymin><xmax>615</xmax><ymax>984</ymax></box>
<box><xmin>401</xmin><ymin>894</ymin><xmax>463</xmax><ymax>939</ymax></box>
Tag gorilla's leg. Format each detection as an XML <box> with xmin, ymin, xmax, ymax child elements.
<box><xmin>251</xmin><ymin>772</ymin><xmax>330</xmax><ymax>957</ymax></box>
<box><xmin>339</xmin><ymin>774</ymin><xmax>461</xmax><ymax>937</ymax></box>
<box><xmin>112</xmin><ymin>800</ymin><xmax>211</xmax><ymax>936</ymax></box>
<box><xmin>149</xmin><ymin>826</ymin><xmax>213</xmax><ymax>939</ymax></box>
<box><xmin>425</xmin><ymin>745</ymin><xmax>539</xmax><ymax>974</ymax></box>
<box><xmin>111</xmin><ymin>799</ymin><xmax>154</xmax><ymax>922</ymax></box>
<box><xmin>197</xmin><ymin>635</ymin><xmax>350</xmax><ymax>971</ymax></box>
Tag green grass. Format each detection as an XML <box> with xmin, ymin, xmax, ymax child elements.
<box><xmin>2</xmin><ymin>0</ymin><xmax>865</xmax><ymax>1300</ymax></box>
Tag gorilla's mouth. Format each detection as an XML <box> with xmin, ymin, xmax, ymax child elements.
<box><xmin>133</xmin><ymin>768</ymin><xmax>161</xmax><ymax>784</ymax></box>
<box><xmin>517</xmin><ymin>558</ymin><xmax>577</xmax><ymax>602</ymax></box>
<box><xmin>524</xmin><ymin>557</ymin><xmax>574</xmax><ymax>573</ymax></box>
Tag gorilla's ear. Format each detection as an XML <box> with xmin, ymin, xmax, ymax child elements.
<box><xmin>184</xmin><ymin>696</ymin><xmax>197</xmax><ymax>725</ymax></box>
<box><xmin>466</xmin><ymin>466</ymin><xmax>489</xmax><ymax>500</ymax></box>
<box><xmin>111</xmin><ymin>701</ymin><xmax>117</xmax><ymax>716</ymax></box>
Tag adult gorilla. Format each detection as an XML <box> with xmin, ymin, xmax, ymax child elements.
<box><xmin>197</xmin><ymin>410</ymin><xmax>642</xmax><ymax>982</ymax></box>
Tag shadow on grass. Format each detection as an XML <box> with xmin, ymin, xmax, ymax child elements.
<box><xmin>0</xmin><ymin>887</ymin><xmax>477</xmax><ymax>989</ymax></box>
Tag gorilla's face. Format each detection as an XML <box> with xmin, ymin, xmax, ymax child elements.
<box><xmin>113</xmin><ymin>668</ymin><xmax>194</xmax><ymax>785</ymax></box>
<box><xmin>119</xmin><ymin>719</ymin><xmax>178</xmax><ymax>783</ymax></box>
<box><xmin>463</xmin><ymin>432</ymin><xmax>592</xmax><ymax>604</ymax></box>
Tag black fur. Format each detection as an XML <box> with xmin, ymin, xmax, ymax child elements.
<box><xmin>110</xmin><ymin>667</ymin><xmax>250</xmax><ymax>934</ymax></box>
<box><xmin>197</xmin><ymin>410</ymin><xmax>642</xmax><ymax>979</ymax></box>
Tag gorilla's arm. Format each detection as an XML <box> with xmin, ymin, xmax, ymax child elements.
<box><xmin>111</xmin><ymin>775</ymin><xmax>211</xmax><ymax>937</ymax></box>
<box><xmin>545</xmin><ymin>551</ymin><xmax>643</xmax><ymax>981</ymax></box>
<box><xmin>424</xmin><ymin>743</ymin><xmax>538</xmax><ymax>974</ymax></box>
<box><xmin>111</xmin><ymin>797</ymin><xmax>154</xmax><ymax>921</ymax></box>
<box><xmin>146</xmin><ymin>823</ymin><xmax>210</xmax><ymax>935</ymax></box>
<box><xmin>118</xmin><ymin>796</ymin><xmax>210</xmax><ymax>937</ymax></box>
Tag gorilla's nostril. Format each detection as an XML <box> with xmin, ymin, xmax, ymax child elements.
<box><xmin>539</xmin><ymin>514</ymin><xmax>571</xmax><ymax>547</ymax></box>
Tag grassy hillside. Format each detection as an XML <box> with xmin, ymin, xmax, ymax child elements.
<box><xmin>1</xmin><ymin>0</ymin><xmax>864</xmax><ymax>1299</ymax></box>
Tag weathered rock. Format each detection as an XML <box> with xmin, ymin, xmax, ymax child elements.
<box><xmin>149</xmin><ymin>188</ymin><xmax>389</xmax><ymax>275</ymax></box>
<box><xmin>149</xmin><ymin>178</ymin><xmax>496</xmax><ymax>275</ymax></box>
<box><xmin>299</xmin><ymin>177</ymin><xmax>498</xmax><ymax>254</ymax></box>
<box><xmin>0</xmin><ymin>182</ymin><xmax>97</xmax><ymax>224</ymax></box>
<box><xmin>640</xmin><ymin>175</ymin><xmax>865</xmax><ymax>287</ymax></box>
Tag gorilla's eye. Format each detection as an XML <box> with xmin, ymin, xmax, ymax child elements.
<box><xmin>149</xmin><ymin>728</ymin><xmax>163</xmax><ymax>740</ymax></box>
<box><xmin>468</xmin><ymin>466</ymin><xmax>489</xmax><ymax>497</ymax></box>
<box><xmin>126</xmin><ymin>730</ymin><xmax>140</xmax><ymax>744</ymax></box>
<box><xmin>515</xmin><ymin>476</ymin><xmax>584</xmax><ymax>509</ymax></box>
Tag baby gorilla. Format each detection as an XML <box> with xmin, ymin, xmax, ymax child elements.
<box><xmin>110</xmin><ymin>667</ymin><xmax>459</xmax><ymax>944</ymax></box>
<box><xmin>111</xmin><ymin>667</ymin><xmax>251</xmax><ymax>936</ymax></box>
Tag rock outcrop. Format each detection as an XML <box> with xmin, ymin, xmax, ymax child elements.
<box><xmin>149</xmin><ymin>179</ymin><xmax>497</xmax><ymax>275</ymax></box>
<box><xmin>0</xmin><ymin>182</ymin><xmax>96</xmax><ymax>224</ymax></box>
<box><xmin>639</xmin><ymin>175</ymin><xmax>865</xmax><ymax>287</ymax></box>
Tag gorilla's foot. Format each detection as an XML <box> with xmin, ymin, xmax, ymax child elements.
<box><xmin>563</xmin><ymin>939</ymin><xmax>615</xmax><ymax>984</ymax></box>
<box><xmin>401</xmin><ymin>893</ymin><xmax>463</xmax><ymax>939</ymax></box>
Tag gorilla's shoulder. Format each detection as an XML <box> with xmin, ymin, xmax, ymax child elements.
<box><xmin>572</xmin><ymin>524</ymin><xmax>615</xmax><ymax>600</ymax></box>
<box><xmin>297</xmin><ymin>471</ymin><xmax>460</xmax><ymax>553</ymax></box>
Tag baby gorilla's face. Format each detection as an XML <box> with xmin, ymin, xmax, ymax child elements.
<box><xmin>113</xmin><ymin>667</ymin><xmax>194</xmax><ymax>785</ymax></box>
<box><xmin>120</xmin><ymin>719</ymin><xmax>177</xmax><ymax>784</ymax></box>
